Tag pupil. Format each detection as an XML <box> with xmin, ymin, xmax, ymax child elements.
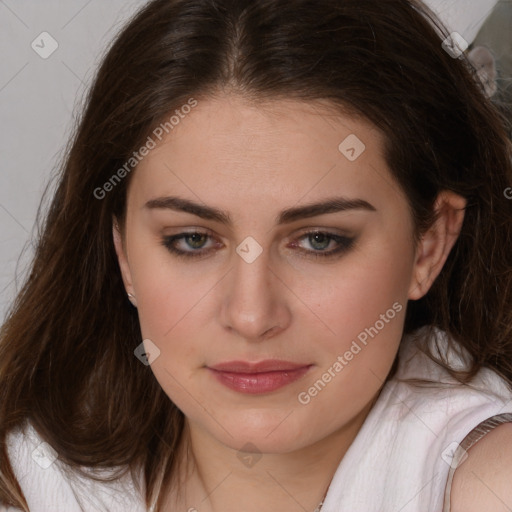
<box><xmin>310</xmin><ymin>233</ymin><xmax>329</xmax><ymax>250</ymax></box>
<box><xmin>188</xmin><ymin>233</ymin><xmax>206</xmax><ymax>248</ymax></box>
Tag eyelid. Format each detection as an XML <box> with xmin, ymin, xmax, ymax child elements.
<box><xmin>291</xmin><ymin>226</ymin><xmax>353</xmax><ymax>238</ymax></box>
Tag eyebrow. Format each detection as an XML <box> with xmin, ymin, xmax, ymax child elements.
<box><xmin>144</xmin><ymin>195</ymin><xmax>376</xmax><ymax>225</ymax></box>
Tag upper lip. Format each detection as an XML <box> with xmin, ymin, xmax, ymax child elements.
<box><xmin>208</xmin><ymin>360</ymin><xmax>311</xmax><ymax>373</ymax></box>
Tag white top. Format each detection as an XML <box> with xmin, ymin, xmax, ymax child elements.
<box><xmin>4</xmin><ymin>326</ymin><xmax>512</xmax><ymax>512</ymax></box>
<box><xmin>321</xmin><ymin>326</ymin><xmax>512</xmax><ymax>512</ymax></box>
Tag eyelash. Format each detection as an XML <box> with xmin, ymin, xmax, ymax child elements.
<box><xmin>161</xmin><ymin>230</ymin><xmax>355</xmax><ymax>260</ymax></box>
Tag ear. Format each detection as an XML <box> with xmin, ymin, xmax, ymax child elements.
<box><xmin>112</xmin><ymin>217</ymin><xmax>136</xmax><ymax>305</ymax></box>
<box><xmin>408</xmin><ymin>191</ymin><xmax>466</xmax><ymax>300</ymax></box>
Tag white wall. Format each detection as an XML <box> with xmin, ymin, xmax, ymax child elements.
<box><xmin>0</xmin><ymin>0</ymin><xmax>500</xmax><ymax>321</ymax></box>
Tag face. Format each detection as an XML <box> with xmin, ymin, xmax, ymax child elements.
<box><xmin>114</xmin><ymin>94</ymin><xmax>431</xmax><ymax>454</ymax></box>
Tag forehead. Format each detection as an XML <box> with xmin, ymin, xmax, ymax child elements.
<box><xmin>128</xmin><ymin>94</ymin><xmax>401</xmax><ymax>214</ymax></box>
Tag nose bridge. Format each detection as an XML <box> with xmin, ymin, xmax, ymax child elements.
<box><xmin>220</xmin><ymin>238</ymin><xmax>289</xmax><ymax>339</ymax></box>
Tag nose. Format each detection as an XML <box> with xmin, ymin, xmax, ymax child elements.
<box><xmin>219</xmin><ymin>243</ymin><xmax>292</xmax><ymax>341</ymax></box>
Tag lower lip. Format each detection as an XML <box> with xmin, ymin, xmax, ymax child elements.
<box><xmin>208</xmin><ymin>366</ymin><xmax>312</xmax><ymax>394</ymax></box>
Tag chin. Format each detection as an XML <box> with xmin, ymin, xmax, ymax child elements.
<box><xmin>204</xmin><ymin>411</ymin><xmax>317</xmax><ymax>454</ymax></box>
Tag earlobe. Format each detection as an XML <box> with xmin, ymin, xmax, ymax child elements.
<box><xmin>112</xmin><ymin>218</ymin><xmax>136</xmax><ymax>305</ymax></box>
<box><xmin>408</xmin><ymin>191</ymin><xmax>466</xmax><ymax>300</ymax></box>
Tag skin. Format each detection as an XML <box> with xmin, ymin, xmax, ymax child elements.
<box><xmin>451</xmin><ymin>423</ymin><xmax>512</xmax><ymax>511</ymax></box>
<box><xmin>113</xmin><ymin>94</ymin><xmax>466</xmax><ymax>512</ymax></box>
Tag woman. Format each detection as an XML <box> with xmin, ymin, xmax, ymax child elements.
<box><xmin>1</xmin><ymin>0</ymin><xmax>512</xmax><ymax>511</ymax></box>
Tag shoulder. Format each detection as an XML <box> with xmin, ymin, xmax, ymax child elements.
<box><xmin>450</xmin><ymin>422</ymin><xmax>512</xmax><ymax>512</ymax></box>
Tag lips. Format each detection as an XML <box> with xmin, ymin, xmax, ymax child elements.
<box><xmin>207</xmin><ymin>360</ymin><xmax>312</xmax><ymax>394</ymax></box>
<box><xmin>209</xmin><ymin>359</ymin><xmax>309</xmax><ymax>373</ymax></box>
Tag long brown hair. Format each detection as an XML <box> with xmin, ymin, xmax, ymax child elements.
<box><xmin>1</xmin><ymin>0</ymin><xmax>511</xmax><ymax>510</ymax></box>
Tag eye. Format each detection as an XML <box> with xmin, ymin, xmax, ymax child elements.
<box><xmin>161</xmin><ymin>231</ymin><xmax>218</xmax><ymax>258</ymax></box>
<box><xmin>291</xmin><ymin>231</ymin><xmax>355</xmax><ymax>259</ymax></box>
<box><xmin>161</xmin><ymin>230</ymin><xmax>355</xmax><ymax>260</ymax></box>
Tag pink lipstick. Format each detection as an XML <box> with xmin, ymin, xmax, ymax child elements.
<box><xmin>207</xmin><ymin>360</ymin><xmax>312</xmax><ymax>394</ymax></box>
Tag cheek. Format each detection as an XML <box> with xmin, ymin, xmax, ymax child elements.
<box><xmin>303</xmin><ymin>240</ymin><xmax>413</xmax><ymax>352</ymax></box>
<box><xmin>295</xmin><ymin>253</ymin><xmax>409</xmax><ymax>434</ymax></box>
<box><xmin>128</xmin><ymin>246</ymin><xmax>210</xmax><ymax>412</ymax></box>
<box><xmin>127</xmin><ymin>227</ymin><xmax>211</xmax><ymax>338</ymax></box>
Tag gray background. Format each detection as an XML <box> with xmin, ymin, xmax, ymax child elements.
<box><xmin>0</xmin><ymin>0</ymin><xmax>508</xmax><ymax>321</ymax></box>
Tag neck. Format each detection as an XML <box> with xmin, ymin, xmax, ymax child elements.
<box><xmin>162</xmin><ymin>396</ymin><xmax>377</xmax><ymax>512</ymax></box>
